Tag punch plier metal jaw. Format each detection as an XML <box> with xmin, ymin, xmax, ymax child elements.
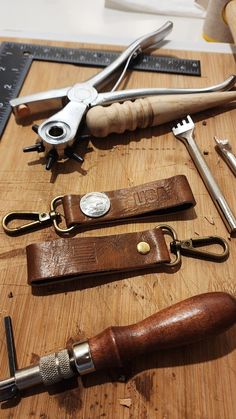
<box><xmin>9</xmin><ymin>21</ymin><xmax>236</xmax><ymax>170</ymax></box>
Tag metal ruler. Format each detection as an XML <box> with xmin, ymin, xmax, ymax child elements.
<box><xmin>0</xmin><ymin>41</ymin><xmax>201</xmax><ymax>138</ymax></box>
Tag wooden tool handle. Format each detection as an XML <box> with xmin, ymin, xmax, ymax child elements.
<box><xmin>86</xmin><ymin>91</ymin><xmax>236</xmax><ymax>137</ymax></box>
<box><xmin>88</xmin><ymin>292</ymin><xmax>236</xmax><ymax>370</ymax></box>
<box><xmin>225</xmin><ymin>0</ymin><xmax>236</xmax><ymax>43</ymax></box>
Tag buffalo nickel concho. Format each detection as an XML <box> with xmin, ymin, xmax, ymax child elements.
<box><xmin>80</xmin><ymin>192</ymin><xmax>111</xmax><ymax>218</ymax></box>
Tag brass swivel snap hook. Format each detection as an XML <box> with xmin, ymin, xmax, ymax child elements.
<box><xmin>158</xmin><ymin>224</ymin><xmax>229</xmax><ymax>266</ymax></box>
<box><xmin>2</xmin><ymin>196</ymin><xmax>77</xmax><ymax>235</ymax></box>
<box><xmin>2</xmin><ymin>209</ymin><xmax>59</xmax><ymax>235</ymax></box>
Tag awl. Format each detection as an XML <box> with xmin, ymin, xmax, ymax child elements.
<box><xmin>0</xmin><ymin>292</ymin><xmax>236</xmax><ymax>401</ymax></box>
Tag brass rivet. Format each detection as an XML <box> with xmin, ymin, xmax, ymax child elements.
<box><xmin>137</xmin><ymin>241</ymin><xmax>150</xmax><ymax>255</ymax></box>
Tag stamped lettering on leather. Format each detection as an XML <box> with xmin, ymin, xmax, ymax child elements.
<box><xmin>133</xmin><ymin>187</ymin><xmax>169</xmax><ymax>206</ymax></box>
<box><xmin>60</xmin><ymin>175</ymin><xmax>195</xmax><ymax>228</ymax></box>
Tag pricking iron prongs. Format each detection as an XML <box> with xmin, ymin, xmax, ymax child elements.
<box><xmin>172</xmin><ymin>116</ymin><xmax>236</xmax><ymax>234</ymax></box>
<box><xmin>10</xmin><ymin>21</ymin><xmax>236</xmax><ymax>170</ymax></box>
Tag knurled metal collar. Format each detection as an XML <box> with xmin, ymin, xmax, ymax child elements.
<box><xmin>72</xmin><ymin>341</ymin><xmax>95</xmax><ymax>375</ymax></box>
<box><xmin>39</xmin><ymin>349</ymin><xmax>74</xmax><ymax>386</ymax></box>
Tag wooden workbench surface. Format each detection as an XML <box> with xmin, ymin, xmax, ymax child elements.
<box><xmin>0</xmin><ymin>38</ymin><xmax>235</xmax><ymax>419</ymax></box>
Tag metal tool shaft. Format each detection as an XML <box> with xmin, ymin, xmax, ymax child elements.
<box><xmin>215</xmin><ymin>137</ymin><xmax>236</xmax><ymax>176</ymax></box>
<box><xmin>181</xmin><ymin>131</ymin><xmax>236</xmax><ymax>234</ymax></box>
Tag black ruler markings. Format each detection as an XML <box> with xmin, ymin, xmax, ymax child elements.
<box><xmin>0</xmin><ymin>41</ymin><xmax>201</xmax><ymax>138</ymax></box>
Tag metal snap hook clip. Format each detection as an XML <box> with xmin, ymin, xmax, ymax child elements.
<box><xmin>157</xmin><ymin>224</ymin><xmax>229</xmax><ymax>266</ymax></box>
<box><xmin>2</xmin><ymin>196</ymin><xmax>78</xmax><ymax>236</ymax></box>
<box><xmin>170</xmin><ymin>235</ymin><xmax>229</xmax><ymax>262</ymax></box>
<box><xmin>2</xmin><ymin>210</ymin><xmax>59</xmax><ymax>235</ymax></box>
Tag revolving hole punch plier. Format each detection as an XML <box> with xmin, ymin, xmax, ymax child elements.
<box><xmin>10</xmin><ymin>21</ymin><xmax>236</xmax><ymax>170</ymax></box>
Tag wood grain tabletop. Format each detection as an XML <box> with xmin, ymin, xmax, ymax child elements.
<box><xmin>0</xmin><ymin>37</ymin><xmax>235</xmax><ymax>418</ymax></box>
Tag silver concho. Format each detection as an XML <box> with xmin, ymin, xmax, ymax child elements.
<box><xmin>79</xmin><ymin>192</ymin><xmax>111</xmax><ymax>218</ymax></box>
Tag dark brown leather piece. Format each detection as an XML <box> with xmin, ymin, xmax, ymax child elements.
<box><xmin>62</xmin><ymin>175</ymin><xmax>196</xmax><ymax>227</ymax></box>
<box><xmin>26</xmin><ymin>227</ymin><xmax>171</xmax><ymax>285</ymax></box>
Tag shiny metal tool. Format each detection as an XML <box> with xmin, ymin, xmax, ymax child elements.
<box><xmin>215</xmin><ymin>137</ymin><xmax>236</xmax><ymax>176</ymax></box>
<box><xmin>0</xmin><ymin>292</ymin><xmax>236</xmax><ymax>402</ymax></box>
<box><xmin>10</xmin><ymin>21</ymin><xmax>236</xmax><ymax>170</ymax></box>
<box><xmin>172</xmin><ymin>115</ymin><xmax>236</xmax><ymax>234</ymax></box>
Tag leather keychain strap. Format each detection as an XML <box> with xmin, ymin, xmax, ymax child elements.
<box><xmin>26</xmin><ymin>224</ymin><xmax>229</xmax><ymax>285</ymax></box>
<box><xmin>62</xmin><ymin>175</ymin><xmax>196</xmax><ymax>228</ymax></box>
<box><xmin>26</xmin><ymin>227</ymin><xmax>171</xmax><ymax>285</ymax></box>
<box><xmin>2</xmin><ymin>175</ymin><xmax>196</xmax><ymax>236</ymax></box>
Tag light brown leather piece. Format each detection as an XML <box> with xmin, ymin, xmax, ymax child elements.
<box><xmin>62</xmin><ymin>175</ymin><xmax>196</xmax><ymax>227</ymax></box>
<box><xmin>26</xmin><ymin>227</ymin><xmax>171</xmax><ymax>285</ymax></box>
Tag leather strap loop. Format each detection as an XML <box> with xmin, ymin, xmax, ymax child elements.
<box><xmin>26</xmin><ymin>227</ymin><xmax>171</xmax><ymax>285</ymax></box>
<box><xmin>62</xmin><ymin>175</ymin><xmax>195</xmax><ymax>228</ymax></box>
